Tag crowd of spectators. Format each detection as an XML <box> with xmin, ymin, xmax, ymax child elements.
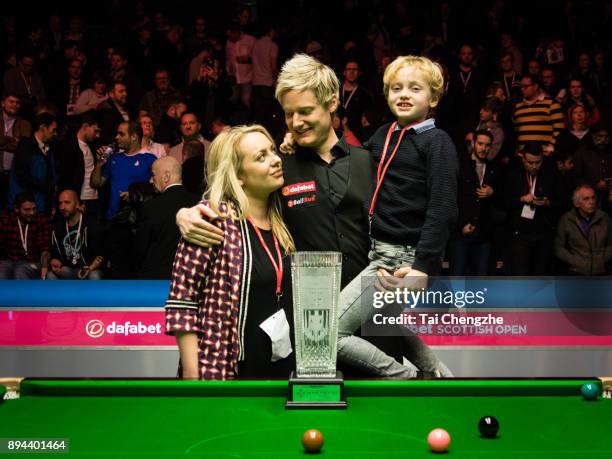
<box><xmin>0</xmin><ymin>0</ymin><xmax>612</xmax><ymax>279</ymax></box>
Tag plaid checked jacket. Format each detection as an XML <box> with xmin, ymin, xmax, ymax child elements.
<box><xmin>0</xmin><ymin>211</ymin><xmax>50</xmax><ymax>262</ymax></box>
<box><xmin>165</xmin><ymin>201</ymin><xmax>256</xmax><ymax>380</ymax></box>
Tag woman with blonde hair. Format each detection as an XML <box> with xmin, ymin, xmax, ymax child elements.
<box><xmin>165</xmin><ymin>124</ymin><xmax>296</xmax><ymax>380</ymax></box>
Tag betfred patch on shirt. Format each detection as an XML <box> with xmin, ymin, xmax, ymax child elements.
<box><xmin>282</xmin><ymin>181</ymin><xmax>316</xmax><ymax>196</ymax></box>
<box><xmin>287</xmin><ymin>194</ymin><xmax>316</xmax><ymax>208</ymax></box>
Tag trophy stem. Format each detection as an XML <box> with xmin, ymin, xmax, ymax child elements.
<box><xmin>287</xmin><ymin>252</ymin><xmax>346</xmax><ymax>408</ymax></box>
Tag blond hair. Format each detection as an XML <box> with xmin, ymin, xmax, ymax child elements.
<box><xmin>275</xmin><ymin>53</ymin><xmax>339</xmax><ymax>108</ymax></box>
<box><xmin>205</xmin><ymin>125</ymin><xmax>295</xmax><ymax>254</ymax></box>
<box><xmin>383</xmin><ymin>55</ymin><xmax>445</xmax><ymax>103</ymax></box>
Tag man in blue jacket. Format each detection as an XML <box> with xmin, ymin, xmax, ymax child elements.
<box><xmin>7</xmin><ymin>113</ymin><xmax>58</xmax><ymax>214</ymax></box>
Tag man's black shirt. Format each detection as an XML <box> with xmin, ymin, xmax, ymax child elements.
<box><xmin>279</xmin><ymin>136</ymin><xmax>372</xmax><ymax>287</ymax></box>
<box><xmin>50</xmin><ymin>215</ymin><xmax>102</xmax><ymax>268</ymax></box>
<box><xmin>280</xmin><ymin>135</ymin><xmax>414</xmax><ymax>374</ymax></box>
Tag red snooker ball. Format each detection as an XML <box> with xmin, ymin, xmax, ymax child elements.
<box><xmin>427</xmin><ymin>428</ymin><xmax>451</xmax><ymax>453</ymax></box>
<box><xmin>302</xmin><ymin>429</ymin><xmax>324</xmax><ymax>453</ymax></box>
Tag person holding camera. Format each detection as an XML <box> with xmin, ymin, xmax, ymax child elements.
<box><xmin>188</xmin><ymin>44</ymin><xmax>221</xmax><ymax>131</ymax></box>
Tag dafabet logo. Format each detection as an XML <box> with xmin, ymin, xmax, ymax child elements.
<box><xmin>85</xmin><ymin>320</ymin><xmax>105</xmax><ymax>338</ymax></box>
<box><xmin>282</xmin><ymin>181</ymin><xmax>316</xmax><ymax>196</ymax></box>
<box><xmin>85</xmin><ymin>320</ymin><xmax>163</xmax><ymax>338</ymax></box>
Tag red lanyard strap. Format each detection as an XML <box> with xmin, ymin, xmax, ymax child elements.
<box><xmin>368</xmin><ymin>122</ymin><xmax>411</xmax><ymax>219</ymax></box>
<box><xmin>247</xmin><ymin>217</ymin><xmax>283</xmax><ymax>299</ymax></box>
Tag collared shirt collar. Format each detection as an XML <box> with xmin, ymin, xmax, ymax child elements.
<box><xmin>393</xmin><ymin>118</ymin><xmax>436</xmax><ymax>134</ymax></box>
<box><xmin>163</xmin><ymin>183</ymin><xmax>182</xmax><ymax>192</ymax></box>
<box><xmin>523</xmin><ymin>92</ymin><xmax>546</xmax><ymax>105</ymax></box>
<box><xmin>295</xmin><ymin>134</ymin><xmax>350</xmax><ymax>160</ymax></box>
<box><xmin>34</xmin><ymin>134</ymin><xmax>48</xmax><ymax>154</ymax></box>
<box><xmin>331</xmin><ymin>135</ymin><xmax>350</xmax><ymax>158</ymax></box>
<box><xmin>182</xmin><ymin>134</ymin><xmax>205</xmax><ymax>144</ymax></box>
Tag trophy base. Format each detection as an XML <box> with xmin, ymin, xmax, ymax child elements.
<box><xmin>285</xmin><ymin>371</ymin><xmax>347</xmax><ymax>409</ymax></box>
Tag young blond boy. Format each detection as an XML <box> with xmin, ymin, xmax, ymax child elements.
<box><xmin>336</xmin><ymin>56</ymin><xmax>458</xmax><ymax>378</ymax></box>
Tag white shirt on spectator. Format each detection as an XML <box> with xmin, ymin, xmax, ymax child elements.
<box><xmin>252</xmin><ymin>36</ymin><xmax>278</xmax><ymax>87</ymax></box>
<box><xmin>118</xmin><ymin>106</ymin><xmax>130</xmax><ymax>122</ymax></box>
<box><xmin>78</xmin><ymin>138</ymin><xmax>98</xmax><ymax>201</ymax></box>
<box><xmin>139</xmin><ymin>139</ymin><xmax>166</xmax><ymax>159</ymax></box>
<box><xmin>1</xmin><ymin>113</ymin><xmax>16</xmax><ymax>171</ymax></box>
<box><xmin>226</xmin><ymin>33</ymin><xmax>256</xmax><ymax>84</ymax></box>
<box><xmin>168</xmin><ymin>135</ymin><xmax>211</xmax><ymax>164</ymax></box>
<box><xmin>36</xmin><ymin>136</ymin><xmax>49</xmax><ymax>155</ymax></box>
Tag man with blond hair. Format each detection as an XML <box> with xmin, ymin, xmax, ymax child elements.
<box><xmin>269</xmin><ymin>53</ymin><xmax>375</xmax><ymax>288</ymax></box>
<box><xmin>180</xmin><ymin>53</ymin><xmax>372</xmax><ymax>287</ymax></box>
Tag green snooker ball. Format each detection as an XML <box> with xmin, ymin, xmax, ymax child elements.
<box><xmin>581</xmin><ymin>383</ymin><xmax>600</xmax><ymax>401</ymax></box>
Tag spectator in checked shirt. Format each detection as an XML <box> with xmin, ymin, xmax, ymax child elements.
<box><xmin>0</xmin><ymin>191</ymin><xmax>51</xmax><ymax>279</ymax></box>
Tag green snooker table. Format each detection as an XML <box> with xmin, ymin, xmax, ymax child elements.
<box><xmin>1</xmin><ymin>378</ymin><xmax>611</xmax><ymax>458</ymax></box>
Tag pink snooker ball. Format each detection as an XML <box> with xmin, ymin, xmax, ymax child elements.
<box><xmin>427</xmin><ymin>428</ymin><xmax>451</xmax><ymax>453</ymax></box>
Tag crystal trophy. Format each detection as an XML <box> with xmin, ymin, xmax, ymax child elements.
<box><xmin>286</xmin><ymin>252</ymin><xmax>346</xmax><ymax>409</ymax></box>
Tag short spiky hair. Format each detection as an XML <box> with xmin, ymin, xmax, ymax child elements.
<box><xmin>275</xmin><ymin>53</ymin><xmax>339</xmax><ymax>107</ymax></box>
<box><xmin>383</xmin><ymin>55</ymin><xmax>445</xmax><ymax>103</ymax></box>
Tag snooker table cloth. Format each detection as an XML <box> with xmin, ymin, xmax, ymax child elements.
<box><xmin>1</xmin><ymin>378</ymin><xmax>611</xmax><ymax>458</ymax></box>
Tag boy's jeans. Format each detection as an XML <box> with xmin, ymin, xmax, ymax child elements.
<box><xmin>337</xmin><ymin>239</ymin><xmax>452</xmax><ymax>378</ymax></box>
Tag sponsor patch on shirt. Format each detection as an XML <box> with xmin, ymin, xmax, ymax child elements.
<box><xmin>282</xmin><ymin>181</ymin><xmax>316</xmax><ymax>197</ymax></box>
<box><xmin>287</xmin><ymin>194</ymin><xmax>316</xmax><ymax>208</ymax></box>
